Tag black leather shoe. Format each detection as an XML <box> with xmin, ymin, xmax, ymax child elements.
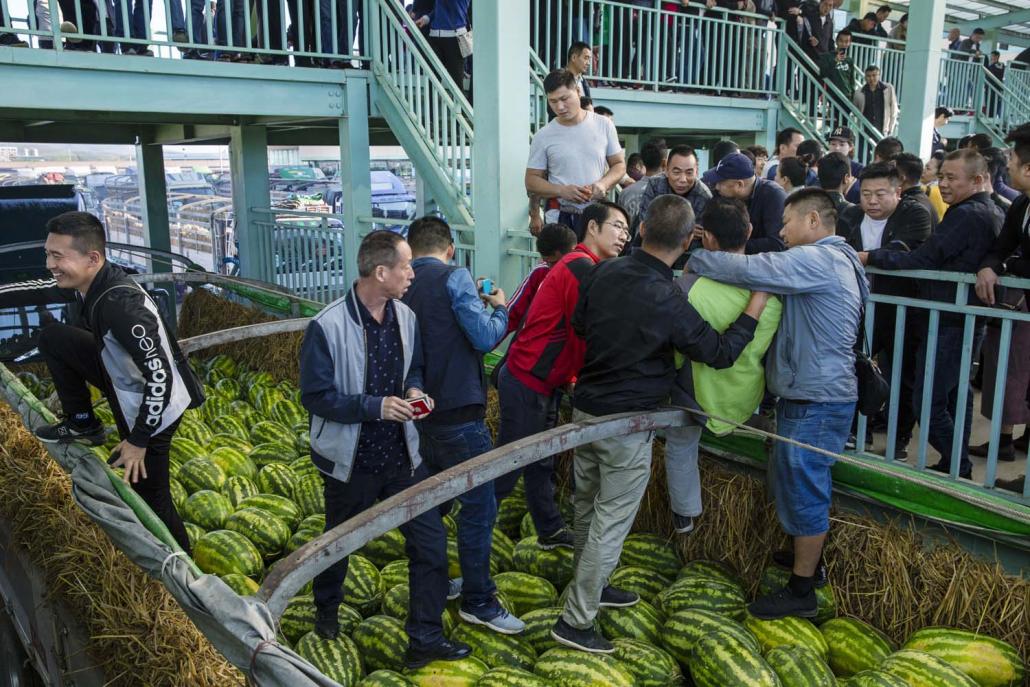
<box><xmin>748</xmin><ymin>587</ymin><xmax>818</xmax><ymax>620</ymax></box>
<box><xmin>404</xmin><ymin>639</ymin><xmax>472</xmax><ymax>669</ymax></box>
<box><xmin>550</xmin><ymin>617</ymin><xmax>613</xmax><ymax>654</ymax></box>
<box><xmin>771</xmin><ymin>550</ymin><xmax>828</xmax><ymax>588</ymax></box>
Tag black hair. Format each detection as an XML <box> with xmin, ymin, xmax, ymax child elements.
<box><xmin>46</xmin><ymin>211</ymin><xmax>106</xmax><ymax>255</ymax></box>
<box><xmin>943</xmin><ymin>148</ymin><xmax>989</xmax><ymax>179</ymax></box>
<box><xmin>991</xmin><ymin>50</ymin><xmax>1000</xmax><ymax>57</ymax></box>
<box><xmin>357</xmin><ymin>230</ymin><xmax>405</xmax><ymax>278</ymax></box>
<box><xmin>778</xmin><ymin>157</ymin><xmax>809</xmax><ymax>187</ymax></box>
<box><xmin>775</xmin><ymin>128</ymin><xmax>803</xmax><ymax>152</ymax></box>
<box><xmin>746</xmin><ymin>144</ymin><xmax>769</xmax><ymax>159</ymax></box>
<box><xmin>641</xmin><ymin>195</ymin><xmax>694</xmax><ymax>251</ymax></box>
<box><xmin>865</xmin><ymin>64</ymin><xmax>880</xmax><ymax>73</ymax></box>
<box><xmin>874</xmin><ymin>136</ymin><xmax>904</xmax><ymax>161</ymax></box>
<box><xmin>536</xmin><ymin>223</ymin><xmax>578</xmax><ymax>257</ymax></box>
<box><xmin>711</xmin><ymin>139</ymin><xmax>740</xmax><ymax>167</ymax></box>
<box><xmin>543</xmin><ymin>69</ymin><xmax>577</xmax><ymax>94</ymax></box>
<box><xmin>892</xmin><ymin>153</ymin><xmax>924</xmax><ymax>185</ymax></box>
<box><xmin>797</xmin><ymin>139</ymin><xmax>823</xmax><ymax>164</ymax></box>
<box><xmin>577</xmin><ymin>200</ymin><xmax>629</xmax><ymax>241</ymax></box>
<box><xmin>817</xmin><ymin>152</ymin><xmax>851</xmax><ymax>190</ymax></box>
<box><xmin>700</xmin><ymin>197</ymin><xmax>749</xmax><ymax>251</ymax></box>
<box><xmin>964</xmin><ymin>133</ymin><xmax>992</xmax><ymax>150</ymax></box>
<box><xmin>1004</xmin><ymin>122</ymin><xmax>1030</xmax><ymax>166</ymax></box>
<box><xmin>593</xmin><ymin>105</ymin><xmax>614</xmax><ymax>117</ymax></box>
<box><xmin>837</xmin><ymin>28</ymin><xmax>852</xmax><ymax>39</ymax></box>
<box><xmin>407</xmin><ymin>215</ymin><xmax>452</xmax><ymax>255</ymax></box>
<box><xmin>899</xmin><ymin>13</ymin><xmax>908</xmax><ymax>22</ymax></box>
<box><xmin>740</xmin><ymin>150</ymin><xmax>757</xmax><ymax>165</ymax></box>
<box><xmin>640</xmin><ymin>141</ymin><xmax>665</xmax><ymax>172</ymax></box>
<box><xmin>972</xmin><ymin>27</ymin><xmax>985</xmax><ymax>35</ymax></box>
<box><xmin>859</xmin><ymin>161</ymin><xmax>900</xmax><ymax>186</ymax></box>
<box><xmin>877</xmin><ymin>5</ymin><xmax>890</xmax><ymax>14</ymax></box>
<box><xmin>862</xmin><ymin>12</ymin><xmax>877</xmax><ymax>21</ymax></box>
<box><xmin>935</xmin><ymin>107</ymin><xmax>954</xmax><ymax>119</ymax></box>
<box><xmin>667</xmin><ymin>144</ymin><xmax>698</xmax><ymax>166</ymax></box>
<box><xmin>627</xmin><ymin>152</ymin><xmax>644</xmax><ymax>168</ymax></box>
<box><xmin>785</xmin><ymin>188</ymin><xmax>838</xmax><ymax>228</ymax></box>
<box><xmin>580</xmin><ymin>96</ymin><xmax>593</xmax><ymax>110</ymax></box>
<box><xmin>980</xmin><ymin>146</ymin><xmax>1009</xmax><ymax>183</ymax></box>
<box><xmin>566</xmin><ymin>41</ymin><xmax>590</xmax><ymax>63</ymax></box>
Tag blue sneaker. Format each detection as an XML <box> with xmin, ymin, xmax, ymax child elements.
<box><xmin>447</xmin><ymin>577</ymin><xmax>463</xmax><ymax>601</ymax></box>
<box><xmin>458</xmin><ymin>599</ymin><xmax>525</xmax><ymax>635</ymax></box>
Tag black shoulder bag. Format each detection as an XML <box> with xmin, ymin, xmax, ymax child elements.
<box><xmin>850</xmin><ymin>265</ymin><xmax>890</xmax><ymax>417</ymax></box>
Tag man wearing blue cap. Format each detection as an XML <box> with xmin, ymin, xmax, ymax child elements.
<box><xmin>709</xmin><ymin>152</ymin><xmax>787</xmax><ymax>253</ymax></box>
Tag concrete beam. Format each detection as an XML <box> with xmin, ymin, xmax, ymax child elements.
<box><xmin>228</xmin><ymin>125</ymin><xmax>272</xmax><ymax>282</ymax></box>
<box><xmin>899</xmin><ymin>1</ymin><xmax>947</xmax><ymax>158</ymax></box>
<box><xmin>950</xmin><ymin>9</ymin><xmax>1030</xmax><ymax>32</ymax></box>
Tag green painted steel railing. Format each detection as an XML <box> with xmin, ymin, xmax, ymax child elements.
<box><xmin>530</xmin><ymin>48</ymin><xmax>550</xmax><ymax>136</ymax></box>
<box><xmin>938</xmin><ymin>53</ymin><xmax>985</xmax><ymax>114</ymax></box>
<box><xmin>846</xmin><ymin>34</ymin><xmax>906</xmax><ymax>108</ymax></box>
<box><xmin>981</xmin><ymin>67</ymin><xmax>1030</xmax><ymax>139</ymax></box>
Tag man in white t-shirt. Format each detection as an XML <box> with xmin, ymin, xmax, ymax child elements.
<box><xmin>526</xmin><ymin>69</ymin><xmax>626</xmax><ymax>237</ymax></box>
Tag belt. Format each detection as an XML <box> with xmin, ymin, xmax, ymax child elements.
<box><xmin>428</xmin><ymin>27</ymin><xmax>467</xmax><ymax>38</ymax></box>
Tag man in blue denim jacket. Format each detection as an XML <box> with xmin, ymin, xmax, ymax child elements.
<box><xmin>688</xmin><ymin>188</ymin><xmax>867</xmax><ymax>620</ymax></box>
<box><xmin>402</xmin><ymin>216</ymin><xmax>525</xmax><ymax>636</ymax></box>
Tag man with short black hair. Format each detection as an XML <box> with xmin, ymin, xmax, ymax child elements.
<box><xmin>711</xmin><ymin>152</ymin><xmax>787</xmax><ymax>253</ymax></box>
<box><xmin>402</xmin><ymin>217</ymin><xmax>524</xmax><ymax>635</ymax></box>
<box><xmin>818</xmin><ymin>30</ymin><xmax>859</xmax><ymax>99</ymax></box>
<box><xmin>565</xmin><ymin>41</ymin><xmax>593</xmax><ymax>96</ymax></box>
<box><xmin>527</xmin><ymin>69</ymin><xmax>626</xmax><ymax>234</ymax></box>
<box><xmin>801</xmin><ymin>0</ymin><xmax>835</xmax><ymax>62</ymax></box>
<box><xmin>620</xmin><ymin>141</ymin><xmax>667</xmax><ymax>225</ymax></box>
<box><xmin>634</xmin><ymin>145</ymin><xmax>712</xmax><ymax>243</ymax></box>
<box><xmin>893</xmin><ymin>153</ymin><xmax>938</xmax><ymax>231</ymax></box>
<box><xmin>552</xmin><ymin>195</ymin><xmax>767</xmax><ymax>652</ymax></box>
<box><xmin>747</xmin><ymin>145</ymin><xmax>770</xmax><ymax>177</ymax></box>
<box><xmin>933</xmin><ymin>107</ymin><xmax>953</xmax><ymax>154</ymax></box>
<box><xmin>818</xmin><ymin>152</ymin><xmax>855</xmax><ymax>216</ymax></box>
<box><xmin>845</xmin><ymin>136</ymin><xmax>904</xmax><ymax>204</ymax></box>
<box><xmin>765</xmin><ymin>128</ymin><xmax>805</xmax><ymax>181</ymax></box>
<box><xmin>853</xmin><ymin>66</ymin><xmax>899</xmax><ymax>135</ymax></box>
<box><xmin>874</xmin><ymin>5</ymin><xmax>891</xmax><ymax>37</ymax></box>
<box><xmin>845</xmin><ymin>12</ymin><xmax>879</xmax><ymax>45</ymax></box>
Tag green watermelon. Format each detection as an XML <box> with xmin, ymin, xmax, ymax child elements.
<box><xmin>382</xmin><ymin>584</ymin><xmax>410</xmax><ymax>619</ymax></box>
<box><xmin>492</xmin><ymin>572</ymin><xmax>557</xmax><ymax>616</ymax></box>
<box><xmin>880</xmin><ymin>649</ymin><xmax>979</xmax><ymax>687</ymax></box>
<box><xmin>380</xmin><ymin>560</ymin><xmax>409</xmax><ymax>591</ymax></box>
<box><xmin>662</xmin><ymin>608</ymin><xmax>760</xmax><ymax>665</ymax></box>
<box><xmin>178</xmin><ymin>457</ymin><xmax>227</xmax><ymax>494</ymax></box>
<box><xmin>280</xmin><ymin>595</ymin><xmax>362</xmax><ymax>644</ymax></box>
<box><xmin>206</xmin><ymin>353</ymin><xmax>238</xmax><ymax>379</ymax></box>
<box><xmin>598</xmin><ymin>600</ymin><xmax>664</xmax><ymax>646</ymax></box>
<box><xmin>450</xmin><ymin>622</ymin><xmax>537</xmax><ymax>670</ymax></box>
<box><xmin>534</xmin><ymin>647</ymin><xmax>635</xmax><ymax>687</ymax></box>
<box><xmin>689</xmin><ymin>630</ymin><xmax>780</xmax><ymax>687</ymax></box>
<box><xmin>250</xmin><ymin>419</ymin><xmax>292</xmax><ymax>446</ymax></box>
<box><xmin>170</xmin><ymin>478</ymin><xmax>187</xmax><ymax>511</ymax></box>
<box><xmin>169</xmin><ymin>437</ymin><xmax>205</xmax><ymax>465</ymax></box>
<box><xmin>902</xmin><ymin>627</ymin><xmax>1025</xmax><ymax>687</ymax></box>
<box><xmin>298</xmin><ymin>514</ymin><xmax>326</xmax><ymax>532</ymax></box>
<box><xmin>842</xmin><ymin>669</ymin><xmax>909</xmax><ymax>687</ymax></box>
<box><xmin>519</xmin><ymin>512</ymin><xmax>537</xmax><ymax>540</ymax></box>
<box><xmin>475</xmin><ymin>666</ymin><xmax>552</xmax><ymax>687</ymax></box>
<box><xmin>177</xmin><ymin>419</ymin><xmax>214</xmax><ymax>446</ymax></box>
<box><xmin>677</xmin><ymin>559</ymin><xmax>745</xmax><ymax>589</ymax></box>
<box><xmin>291</xmin><ymin>456</ymin><xmax>321</xmax><ymax>480</ymax></box>
<box><xmin>357</xmin><ymin>670</ymin><xmax>415</xmax><ymax>687</ymax></box>
<box><xmin>221</xmin><ymin>573</ymin><xmax>260</xmax><ymax>596</ymax></box>
<box><xmin>496</xmin><ymin>496</ymin><xmax>527</xmax><ymax>538</ymax></box>
<box><xmin>184</xmin><ymin>522</ymin><xmax>206</xmax><ymax>548</ymax></box>
<box><xmin>611</xmin><ymin>638</ymin><xmax>683</xmax><ymax>687</ymax></box>
<box><xmin>209</xmin><ymin>446</ymin><xmax>257</xmax><ymax>480</ymax></box>
<box><xmin>767</xmin><ymin>644</ymin><xmax>837</xmax><ymax>686</ymax></box>
<box><xmin>182</xmin><ymin>489</ymin><xmax>233</xmax><ymax>530</ymax></box>
<box><xmin>619</xmin><ymin>533</ymin><xmax>681</xmax><ymax>580</ymax></box>
<box><xmin>344</xmin><ymin>554</ymin><xmax>383</xmax><ymax>616</ymax></box>
<box><xmin>225</xmin><ymin>507</ymin><xmax>291</xmax><ymax>557</ymax></box>
<box><xmin>520</xmin><ymin>607</ymin><xmax>563</xmax><ymax>654</ymax></box>
<box><xmin>236</xmin><ymin>494</ymin><xmax>301</xmax><ymax>530</ymax></box>
<box><xmin>192</xmin><ymin>529</ymin><xmax>263</xmax><ymax>577</ymax></box>
<box><xmin>761</xmin><ymin>566</ymin><xmax>837</xmax><ymax>625</ymax></box>
<box><xmin>207</xmin><ymin>433</ymin><xmax>252</xmax><ymax>454</ymax></box>
<box><xmin>657</xmin><ymin>576</ymin><xmax>746</xmax><ymax>620</ymax></box>
<box><xmin>609</xmin><ymin>566</ymin><xmax>671</xmax><ymax>605</ymax></box>
<box><xmin>209</xmin><ymin>415</ymin><xmax>250</xmax><ymax>442</ymax></box>
<box><xmin>286</xmin><ymin>527</ymin><xmax>321</xmax><ymax>554</ymax></box>
<box><xmin>250</xmin><ymin>441</ymin><xmax>297</xmax><ymax>468</ymax></box>
<box><xmin>821</xmin><ymin>617</ymin><xmax>895</xmax><ymax>677</ymax></box>
<box><xmin>512</xmin><ymin>536</ymin><xmax>574</xmax><ymax>589</ymax></box>
<box><xmin>352</xmin><ymin>614</ymin><xmax>408</xmax><ymax>672</ymax></box>
<box><xmin>295</xmin><ymin>631</ymin><xmax>362</xmax><ymax>686</ymax></box>
<box><xmin>745</xmin><ymin>612</ymin><xmax>830</xmax><ymax>661</ymax></box>
<box><xmin>359</xmin><ymin>529</ymin><xmax>406</xmax><ymax>568</ymax></box>
<box><xmin>212</xmin><ymin>376</ymin><xmax>242</xmax><ymax>400</ymax></box>
<box><xmin>490</xmin><ymin>527</ymin><xmax>515</xmax><ymax>574</ymax></box>
<box><xmin>221</xmin><ymin>475</ymin><xmax>259</xmax><ymax>508</ymax></box>
<box><xmin>405</xmin><ymin>656</ymin><xmax>488</xmax><ymax>686</ymax></box>
<box><xmin>294</xmin><ymin>473</ymin><xmax>326</xmax><ymax>517</ymax></box>
<box><xmin>271</xmin><ymin>398</ymin><xmax>306</xmax><ymax>428</ymax></box>
<box><xmin>229</xmin><ymin>400</ymin><xmax>261</xmax><ymax>429</ymax></box>
<box><xmin>294</xmin><ymin>429</ymin><xmax>311</xmax><ymax>455</ymax></box>
<box><xmin>256</xmin><ymin>462</ymin><xmax>297</xmax><ymax>499</ymax></box>
<box><xmin>201</xmin><ymin>395</ymin><xmax>231</xmax><ymax>424</ymax></box>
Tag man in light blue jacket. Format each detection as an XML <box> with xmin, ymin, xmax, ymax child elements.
<box><xmin>687</xmin><ymin>188</ymin><xmax>867</xmax><ymax>620</ymax></box>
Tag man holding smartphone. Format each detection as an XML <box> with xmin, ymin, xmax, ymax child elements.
<box><xmin>817</xmin><ymin>30</ymin><xmax>858</xmax><ymax>105</ymax></box>
<box><xmin>402</xmin><ymin>217</ymin><xmax>525</xmax><ymax>635</ymax></box>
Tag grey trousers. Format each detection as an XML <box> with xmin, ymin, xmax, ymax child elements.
<box><xmin>663</xmin><ymin>420</ymin><xmax>704</xmax><ymax>518</ymax></box>
<box><xmin>562</xmin><ymin>408</ymin><xmax>654</xmax><ymax>629</ymax></box>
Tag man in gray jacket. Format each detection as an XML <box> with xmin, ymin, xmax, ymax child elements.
<box><xmin>299</xmin><ymin>231</ymin><xmax>472</xmax><ymax>667</ymax></box>
<box><xmin>687</xmin><ymin>188</ymin><xmax>867</xmax><ymax>620</ymax></box>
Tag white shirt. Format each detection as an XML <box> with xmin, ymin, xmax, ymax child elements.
<box><xmin>860</xmin><ymin>215</ymin><xmax>889</xmax><ymax>250</ymax></box>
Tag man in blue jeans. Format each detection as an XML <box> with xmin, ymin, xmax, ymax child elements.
<box><xmin>689</xmin><ymin>188</ymin><xmax>866</xmax><ymax>619</ymax></box>
<box><xmin>403</xmin><ymin>216</ymin><xmax>525</xmax><ymax>635</ymax></box>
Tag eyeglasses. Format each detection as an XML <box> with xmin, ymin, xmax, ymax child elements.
<box><xmin>603</xmin><ymin>220</ymin><xmax>629</xmax><ymax>233</ymax></box>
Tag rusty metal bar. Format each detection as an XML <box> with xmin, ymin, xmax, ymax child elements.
<box><xmin>179</xmin><ymin>318</ymin><xmax>311</xmax><ymax>354</ymax></box>
<box><xmin>256</xmin><ymin>409</ymin><xmax>686</xmax><ymax>617</ymax></box>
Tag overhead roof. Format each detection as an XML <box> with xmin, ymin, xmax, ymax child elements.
<box><xmin>889</xmin><ymin>1</ymin><xmax>1030</xmax><ymax>48</ymax></box>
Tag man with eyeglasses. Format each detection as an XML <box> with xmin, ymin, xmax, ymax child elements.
<box><xmin>494</xmin><ymin>201</ymin><xmax>629</xmax><ymax>551</ymax></box>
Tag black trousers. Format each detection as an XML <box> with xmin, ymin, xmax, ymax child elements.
<box><xmin>312</xmin><ymin>460</ymin><xmax>448</xmax><ymax>650</ymax></box>
<box><xmin>428</xmin><ymin>34</ymin><xmax>466</xmax><ymax>94</ymax></box>
<box><xmin>37</xmin><ymin>323</ymin><xmax>191</xmax><ymax>553</ymax></box>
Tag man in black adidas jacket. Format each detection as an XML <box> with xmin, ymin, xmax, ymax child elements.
<box><xmin>0</xmin><ymin>212</ymin><xmax>201</xmax><ymax>551</ymax></box>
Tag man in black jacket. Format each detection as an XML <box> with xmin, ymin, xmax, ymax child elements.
<box><xmin>893</xmin><ymin>153</ymin><xmax>938</xmax><ymax>233</ymax></box>
<box><xmin>550</xmin><ymin>195</ymin><xmax>768</xmax><ymax>654</ymax></box>
<box><xmin>710</xmin><ymin>152</ymin><xmax>787</xmax><ymax>253</ymax></box>
<box><xmin>0</xmin><ymin>212</ymin><xmax>202</xmax><ymax>551</ymax></box>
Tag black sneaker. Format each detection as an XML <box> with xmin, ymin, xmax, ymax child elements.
<box><xmin>599</xmin><ymin>585</ymin><xmax>639</xmax><ymax>608</ymax></box>
<box><xmin>404</xmin><ymin>639</ymin><xmax>472</xmax><ymax>669</ymax></box>
<box><xmin>35</xmin><ymin>419</ymin><xmax>106</xmax><ymax>446</ymax></box>
<box><xmin>537</xmin><ymin>527</ymin><xmax>574</xmax><ymax>550</ymax></box>
<box><xmin>748</xmin><ymin>587</ymin><xmax>818</xmax><ymax>620</ymax></box>
<box><xmin>771</xmin><ymin>550</ymin><xmax>828</xmax><ymax>588</ymax></box>
<box><xmin>550</xmin><ymin>617</ymin><xmax>613</xmax><ymax>654</ymax></box>
<box><xmin>314</xmin><ymin>607</ymin><xmax>339</xmax><ymax>639</ymax></box>
<box><xmin>929</xmin><ymin>461</ymin><xmax>972</xmax><ymax>479</ymax></box>
<box><xmin>673</xmin><ymin>513</ymin><xmax>694</xmax><ymax>534</ymax></box>
<box><xmin>1014</xmin><ymin>430</ymin><xmax>1028</xmax><ymax>453</ymax></box>
<box><xmin>969</xmin><ymin>441</ymin><xmax>1015</xmax><ymax>462</ymax></box>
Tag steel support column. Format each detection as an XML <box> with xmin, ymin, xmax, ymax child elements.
<box><xmin>898</xmin><ymin>2</ymin><xmax>946</xmax><ymax>158</ymax></box>
<box><xmin>338</xmin><ymin>77</ymin><xmax>372</xmax><ymax>288</ymax></box>
<box><xmin>136</xmin><ymin>140</ymin><xmax>171</xmax><ymax>273</ymax></box>
<box><xmin>229</xmin><ymin>125</ymin><xmax>272</xmax><ymax>282</ymax></box>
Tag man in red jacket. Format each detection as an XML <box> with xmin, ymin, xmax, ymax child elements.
<box><xmin>493</xmin><ymin>201</ymin><xmax>629</xmax><ymax>548</ymax></box>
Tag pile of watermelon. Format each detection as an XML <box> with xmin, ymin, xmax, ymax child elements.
<box><xmin>15</xmin><ymin>358</ymin><xmax>1026</xmax><ymax>687</ymax></box>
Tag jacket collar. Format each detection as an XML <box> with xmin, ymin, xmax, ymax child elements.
<box><xmin>630</xmin><ymin>247</ymin><xmax>674</xmax><ymax>280</ymax></box>
<box><xmin>82</xmin><ymin>261</ymin><xmax>126</xmax><ymax>313</ymax></box>
<box><xmin>572</xmin><ymin>243</ymin><xmax>601</xmax><ymax>264</ymax></box>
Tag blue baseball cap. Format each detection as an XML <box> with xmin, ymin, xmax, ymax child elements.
<box><xmin>707</xmin><ymin>152</ymin><xmax>755</xmax><ymax>184</ymax></box>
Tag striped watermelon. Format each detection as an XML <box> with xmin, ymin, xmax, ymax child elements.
<box><xmin>821</xmin><ymin>617</ymin><xmax>895</xmax><ymax>677</ymax></box>
<box><xmin>442</xmin><ymin>514</ymin><xmax>458</xmax><ymax>538</ymax></box>
<box><xmin>229</xmin><ymin>400</ymin><xmax>261</xmax><ymax>429</ymax></box>
<box><xmin>352</xmin><ymin>614</ymin><xmax>408</xmax><ymax>672</ymax></box>
<box><xmin>184</xmin><ymin>522</ymin><xmax>206</xmax><ymax>548</ymax></box>
<box><xmin>291</xmin><ymin>456</ymin><xmax>321</xmax><ymax>480</ymax></box>
<box><xmin>286</xmin><ymin>527</ymin><xmax>320</xmax><ymax>554</ymax></box>
<box><xmin>406</xmin><ymin>656</ymin><xmax>489</xmax><ymax>686</ymax></box>
<box><xmin>380</xmin><ymin>560</ymin><xmax>409</xmax><ymax>592</ymax></box>
<box><xmin>225</xmin><ymin>507</ymin><xmax>291</xmax><ymax>557</ymax></box>
<box><xmin>534</xmin><ymin>648</ymin><xmax>635</xmax><ymax>687</ymax></box>
<box><xmin>206</xmin><ymin>353</ymin><xmax>238</xmax><ymax>379</ymax></box>
<box><xmin>207</xmin><ymin>433</ymin><xmax>251</xmax><ymax>453</ymax></box>
<box><xmin>192</xmin><ymin>529</ymin><xmax>263</xmax><ymax>577</ymax></box>
<box><xmin>294</xmin><ymin>474</ymin><xmax>326</xmax><ymax>517</ymax></box>
<box><xmin>880</xmin><ymin>649</ymin><xmax>979</xmax><ymax>687</ymax></box>
<box><xmin>209</xmin><ymin>415</ymin><xmax>250</xmax><ymax>442</ymax></box>
<box><xmin>609</xmin><ymin>566</ymin><xmax>671</xmax><ymax>605</ymax></box>
<box><xmin>657</xmin><ymin>576</ymin><xmax>746</xmax><ymax>620</ymax></box>
<box><xmin>209</xmin><ymin>446</ymin><xmax>258</xmax><ymax>480</ymax></box>
<box><xmin>359</xmin><ymin>529</ymin><xmax>406</xmax><ymax>568</ymax></box>
<box><xmin>256</xmin><ymin>463</ymin><xmax>297</xmax><ymax>500</ymax></box>
<box><xmin>177</xmin><ymin>419</ymin><xmax>214</xmax><ymax>446</ymax></box>
<box><xmin>761</xmin><ymin>566</ymin><xmax>837</xmax><ymax>625</ymax></box>
<box><xmin>254</xmin><ymin>388</ymin><xmax>287</xmax><ymax>418</ymax></box>
<box><xmin>520</xmin><ymin>607</ymin><xmax>563</xmax><ymax>655</ymax></box>
<box><xmin>446</xmin><ymin>536</ymin><xmax>461</xmax><ymax>579</ymax></box>
<box><xmin>212</xmin><ymin>376</ymin><xmax>242</xmax><ymax>401</ymax></box>
<box><xmin>357</xmin><ymin>670</ymin><xmax>415</xmax><ymax>686</ymax></box>
<box><xmin>242</xmin><ymin>369</ymin><xmax>276</xmax><ymax>389</ymax></box>
<box><xmin>492</xmin><ymin>572</ymin><xmax>557</xmax><ymax>616</ymax></box>
<box><xmin>490</xmin><ymin>527</ymin><xmax>515</xmax><ymax>574</ymax></box>
<box><xmin>598</xmin><ymin>599</ymin><xmax>664</xmax><ymax>646</ymax></box>
<box><xmin>221</xmin><ymin>475</ymin><xmax>259</xmax><ymax>508</ymax></box>
<box><xmin>183</xmin><ymin>490</ymin><xmax>233</xmax><ymax>530</ymax></box>
<box><xmin>619</xmin><ymin>533</ymin><xmax>681</xmax><ymax>580</ymax></box>
<box><xmin>201</xmin><ymin>395</ymin><xmax>231</xmax><ymax>424</ymax></box>
<box><xmin>745</xmin><ymin>612</ymin><xmax>830</xmax><ymax>661</ymax></box>
<box><xmin>902</xmin><ymin>627</ymin><xmax>1025</xmax><ymax>687</ymax></box>
<box><xmin>237</xmin><ymin>494</ymin><xmax>301</xmax><ymax>530</ymax></box>
<box><xmin>842</xmin><ymin>669</ymin><xmax>909</xmax><ymax>687</ymax></box>
<box><xmin>382</xmin><ymin>584</ymin><xmax>410</xmax><ymax>619</ymax></box>
<box><xmin>450</xmin><ymin>622</ymin><xmax>537</xmax><ymax>670</ymax></box>
<box><xmin>250</xmin><ymin>420</ymin><xmax>292</xmax><ymax>446</ymax></box>
<box><xmin>221</xmin><ymin>573</ymin><xmax>260</xmax><ymax>596</ymax></box>
<box><xmin>344</xmin><ymin>554</ymin><xmax>383</xmax><ymax>616</ymax></box>
<box><xmin>611</xmin><ymin>638</ymin><xmax>683</xmax><ymax>687</ymax></box>
<box><xmin>170</xmin><ymin>437</ymin><xmax>205</xmax><ymax>465</ymax></box>
<box><xmin>280</xmin><ymin>595</ymin><xmax>362</xmax><ymax>644</ymax></box>
<box><xmin>250</xmin><ymin>441</ymin><xmax>297</xmax><ymax>468</ymax></box>
<box><xmin>475</xmin><ymin>666</ymin><xmax>552</xmax><ymax>687</ymax></box>
<box><xmin>178</xmin><ymin>457</ymin><xmax>227</xmax><ymax>494</ymax></box>
<box><xmin>271</xmin><ymin>398</ymin><xmax>306</xmax><ymax>428</ymax></box>
<box><xmin>678</xmin><ymin>559</ymin><xmax>745</xmax><ymax>589</ymax></box>
<box><xmin>496</xmin><ymin>496</ymin><xmax>527</xmax><ymax>538</ymax></box>
<box><xmin>519</xmin><ymin>512</ymin><xmax>537</xmax><ymax>540</ymax></box>
<box><xmin>512</xmin><ymin>536</ymin><xmax>574</xmax><ymax>589</ymax></box>
<box><xmin>662</xmin><ymin>608</ymin><xmax>760</xmax><ymax>665</ymax></box>
<box><xmin>170</xmin><ymin>478</ymin><xmax>187</xmax><ymax>511</ymax></box>
<box><xmin>689</xmin><ymin>630</ymin><xmax>780</xmax><ymax>687</ymax></box>
<box><xmin>766</xmin><ymin>645</ymin><xmax>837</xmax><ymax>686</ymax></box>
<box><xmin>299</xmin><ymin>514</ymin><xmax>325</xmax><ymax>531</ymax></box>
<box><xmin>295</xmin><ymin>631</ymin><xmax>362</xmax><ymax>686</ymax></box>
<box><xmin>294</xmin><ymin>429</ymin><xmax>311</xmax><ymax>455</ymax></box>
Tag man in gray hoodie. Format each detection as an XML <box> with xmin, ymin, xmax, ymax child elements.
<box><xmin>687</xmin><ymin>188</ymin><xmax>867</xmax><ymax>620</ymax></box>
